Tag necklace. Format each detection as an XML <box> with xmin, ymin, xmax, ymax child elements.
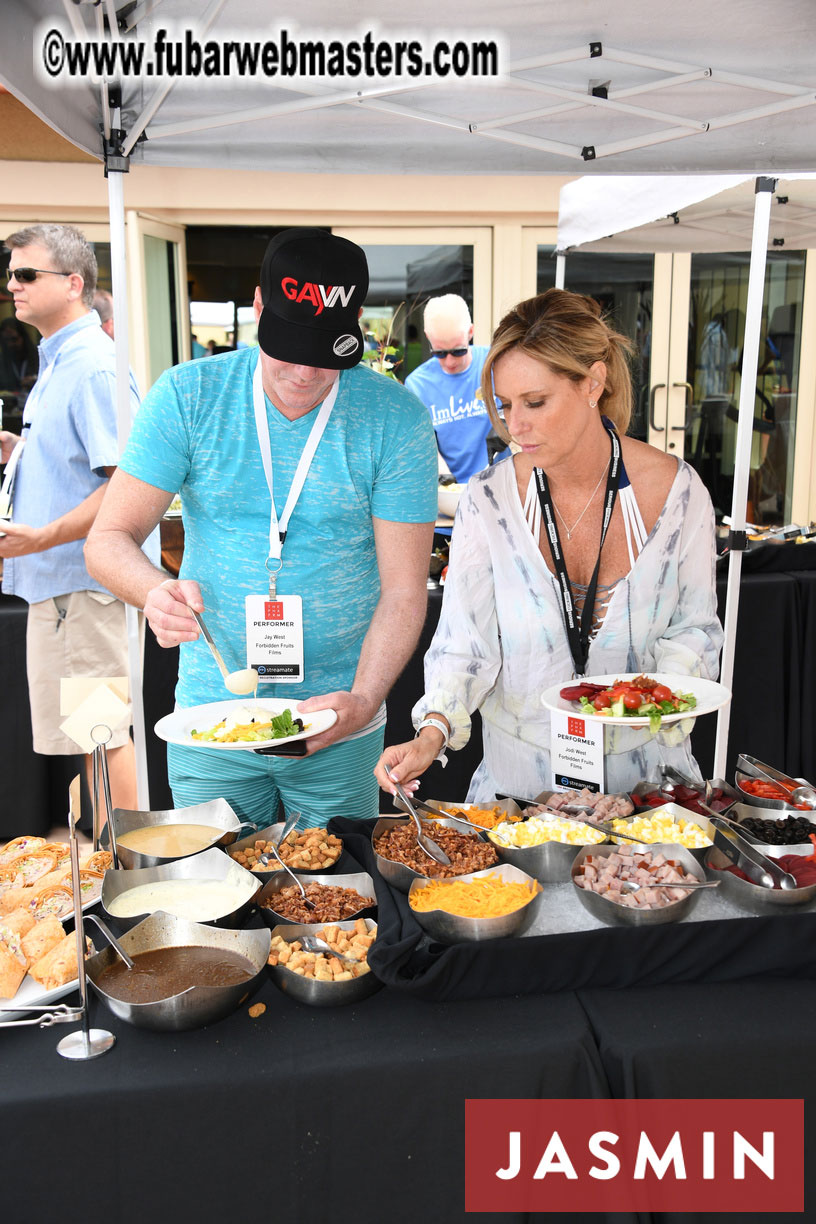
<box><xmin>549</xmin><ymin>459</ymin><xmax>610</xmax><ymax>540</ymax></box>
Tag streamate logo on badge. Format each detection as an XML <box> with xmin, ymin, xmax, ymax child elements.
<box><xmin>264</xmin><ymin>601</ymin><xmax>284</xmax><ymax>620</ymax></box>
<box><xmin>567</xmin><ymin>716</ymin><xmax>585</xmax><ymax>737</ymax></box>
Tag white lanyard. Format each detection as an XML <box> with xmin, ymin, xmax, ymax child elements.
<box><xmin>252</xmin><ymin>355</ymin><xmax>339</xmax><ymax>594</ymax></box>
<box><xmin>23</xmin><ymin>328</ymin><xmax>89</xmax><ymax>427</ymax></box>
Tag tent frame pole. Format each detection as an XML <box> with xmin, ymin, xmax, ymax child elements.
<box><xmin>106</xmin><ymin>141</ymin><xmax>150</xmax><ymax>811</ymax></box>
<box><xmin>713</xmin><ymin>176</ymin><xmax>776</xmax><ymax>779</ymax></box>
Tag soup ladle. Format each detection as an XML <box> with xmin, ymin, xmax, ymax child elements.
<box><xmin>83</xmin><ymin>913</ymin><xmax>135</xmax><ymax>970</ymax></box>
<box><xmin>189</xmin><ymin>608</ymin><xmax>259</xmax><ymax>696</ymax></box>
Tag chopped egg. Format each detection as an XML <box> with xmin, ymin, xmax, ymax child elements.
<box><xmin>489</xmin><ymin>816</ymin><xmax>606</xmax><ymax>848</ymax></box>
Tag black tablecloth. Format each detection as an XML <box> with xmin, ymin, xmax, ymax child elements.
<box><xmin>1</xmin><ymin>976</ymin><xmax>611</xmax><ymax>1224</ymax></box>
<box><xmin>578</xmin><ymin>977</ymin><xmax>816</xmax><ymax>1224</ymax></box>
<box><xmin>3</xmin><ymin>969</ymin><xmax>814</xmax><ymax>1223</ymax></box>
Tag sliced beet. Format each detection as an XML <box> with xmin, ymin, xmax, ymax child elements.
<box><xmin>560</xmin><ymin>683</ymin><xmax>607</xmax><ymax>701</ymax></box>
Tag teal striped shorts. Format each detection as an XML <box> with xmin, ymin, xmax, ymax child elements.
<box><xmin>167</xmin><ymin>725</ymin><xmax>384</xmax><ymax>830</ymax></box>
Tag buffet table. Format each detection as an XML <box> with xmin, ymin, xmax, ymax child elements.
<box><xmin>3</xmin><ymin>974</ymin><xmax>815</xmax><ymax>1223</ymax></box>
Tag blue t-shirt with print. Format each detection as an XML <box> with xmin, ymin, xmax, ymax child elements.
<box><xmin>405</xmin><ymin>345</ymin><xmax>491</xmax><ymax>481</ymax></box>
<box><xmin>119</xmin><ymin>348</ymin><xmax>438</xmax><ymax>707</ymax></box>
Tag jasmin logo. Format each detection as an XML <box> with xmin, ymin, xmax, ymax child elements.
<box><xmin>465</xmin><ymin>1099</ymin><xmax>803</xmax><ymax>1213</ymax></box>
<box><xmin>280</xmin><ymin>277</ymin><xmax>356</xmax><ymax>315</ymax></box>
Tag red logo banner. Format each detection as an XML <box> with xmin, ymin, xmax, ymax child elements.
<box><xmin>264</xmin><ymin>601</ymin><xmax>284</xmax><ymax>620</ymax></box>
<box><xmin>567</xmin><ymin>716</ymin><xmax>586</xmax><ymax>737</ymax></box>
<box><xmin>465</xmin><ymin>1099</ymin><xmax>803</xmax><ymax>1213</ymax></box>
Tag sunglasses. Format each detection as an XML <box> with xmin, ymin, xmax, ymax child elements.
<box><xmin>6</xmin><ymin>267</ymin><xmax>71</xmax><ymax>285</ymax></box>
<box><xmin>430</xmin><ymin>346</ymin><xmax>469</xmax><ymax>359</ymax></box>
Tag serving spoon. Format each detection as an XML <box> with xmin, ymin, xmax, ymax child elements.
<box><xmin>385</xmin><ymin>767</ymin><xmax>451</xmax><ymax>866</ymax></box>
<box><xmin>620</xmin><ymin>878</ymin><xmax>720</xmax><ymax>894</ymax></box>
<box><xmin>258</xmin><ymin>812</ymin><xmax>316</xmax><ymax>910</ymax></box>
<box><xmin>189</xmin><ymin>608</ymin><xmax>259</xmax><ymax>696</ymax></box>
<box><xmin>298</xmin><ymin>934</ymin><xmax>360</xmax><ymax>964</ymax></box>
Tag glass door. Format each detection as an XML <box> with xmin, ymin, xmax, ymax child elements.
<box><xmin>526</xmin><ymin>234</ymin><xmax>658</xmax><ymax>445</ymax></box>
<box><xmin>126</xmin><ymin>212</ymin><xmax>189</xmax><ymax>394</ymax></box>
<box><xmin>685</xmin><ymin>250</ymin><xmax>807</xmax><ymax>525</ymax></box>
<box><xmin>524</xmin><ymin>235</ymin><xmax>813</xmax><ymax>526</ymax></box>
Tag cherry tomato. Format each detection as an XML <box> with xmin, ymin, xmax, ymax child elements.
<box><xmin>593</xmin><ymin>692</ymin><xmax>612</xmax><ymax>710</ymax></box>
<box><xmin>623</xmin><ymin>692</ymin><xmax>642</xmax><ymax>710</ymax></box>
<box><xmin>652</xmin><ymin>683</ymin><xmax>673</xmax><ymax>703</ymax></box>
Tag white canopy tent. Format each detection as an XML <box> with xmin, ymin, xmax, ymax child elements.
<box><xmin>1</xmin><ymin>1</ymin><xmax>815</xmax><ymax>804</ymax></box>
<box><xmin>557</xmin><ymin>170</ymin><xmax>816</xmax><ymax>778</ymax></box>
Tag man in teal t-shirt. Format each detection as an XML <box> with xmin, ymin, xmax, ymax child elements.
<box><xmin>86</xmin><ymin>230</ymin><xmax>438</xmax><ymax>828</ymax></box>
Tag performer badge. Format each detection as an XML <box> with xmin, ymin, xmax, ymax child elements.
<box><xmin>244</xmin><ymin>594</ymin><xmax>303</xmax><ymax>684</ymax></box>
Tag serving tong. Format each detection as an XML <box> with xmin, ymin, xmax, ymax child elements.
<box><xmin>91</xmin><ymin>723</ymin><xmax>120</xmax><ymax>867</ymax></box>
<box><xmin>385</xmin><ymin>768</ymin><xmax>450</xmax><ymax>865</ymax></box>
<box><xmin>737</xmin><ymin>753</ymin><xmax>816</xmax><ymax>809</ymax></box>
<box><xmin>0</xmin><ymin>1002</ymin><xmax>84</xmax><ymax>1030</ymax></box>
<box><xmin>709</xmin><ymin>814</ymin><xmax>798</xmax><ymax>891</ymax></box>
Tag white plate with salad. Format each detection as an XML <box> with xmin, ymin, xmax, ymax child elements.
<box><xmin>154</xmin><ymin>698</ymin><xmax>337</xmax><ymax>750</ymax></box>
<box><xmin>541</xmin><ymin>673</ymin><xmax>731</xmax><ymax>731</ymax></box>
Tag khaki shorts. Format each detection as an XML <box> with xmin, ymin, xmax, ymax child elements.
<box><xmin>26</xmin><ymin>590</ymin><xmax>141</xmax><ymax>755</ymax></box>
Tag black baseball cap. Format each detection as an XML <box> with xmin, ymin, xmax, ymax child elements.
<box><xmin>257</xmin><ymin>228</ymin><xmax>369</xmax><ymax>369</ymax></box>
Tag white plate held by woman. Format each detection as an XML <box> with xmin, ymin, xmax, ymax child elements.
<box><xmin>541</xmin><ymin>672</ymin><xmax>731</xmax><ymax>728</ymax></box>
<box><xmin>154</xmin><ymin>698</ymin><xmax>337</xmax><ymax>751</ymax></box>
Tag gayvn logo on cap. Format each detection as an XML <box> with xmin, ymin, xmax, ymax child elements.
<box><xmin>280</xmin><ymin>278</ymin><xmax>356</xmax><ymax>316</ymax></box>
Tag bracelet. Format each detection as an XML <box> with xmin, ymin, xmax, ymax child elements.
<box><xmin>414</xmin><ymin>717</ymin><xmax>450</xmax><ymax>766</ymax></box>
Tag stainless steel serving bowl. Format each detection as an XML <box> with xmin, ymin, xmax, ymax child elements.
<box><xmin>266</xmin><ymin>918</ymin><xmax>382</xmax><ymax>1006</ymax></box>
<box><xmin>86</xmin><ymin>911</ymin><xmax>270</xmax><ymax>1031</ymax></box>
<box><xmin>734</xmin><ymin>769</ymin><xmax>813</xmax><ymax>811</ymax></box>
<box><xmin>724</xmin><ymin>802</ymin><xmax>816</xmax><ymax>847</ymax></box>
<box><xmin>100</xmin><ymin>846</ymin><xmax>261</xmax><ymax>932</ymax></box>
<box><xmin>704</xmin><ymin>845</ymin><xmax>816</xmax><ymax>911</ymax></box>
<box><xmin>227</xmin><ymin>823</ymin><xmax>344</xmax><ymax>876</ymax></box>
<box><xmin>111</xmin><ymin>798</ymin><xmax>246</xmax><ymax>870</ymax></box>
<box><xmin>371</xmin><ymin>816</ymin><xmax>500</xmax><ymax>894</ymax></box>
<box><xmin>256</xmin><ymin>871</ymin><xmax>377</xmax><ymax>927</ymax></box>
<box><xmin>607</xmin><ymin>802</ymin><xmax>715</xmax><ymax>864</ymax></box>
<box><xmin>629</xmin><ymin>777</ymin><xmax>738</xmax><ymax>815</ymax></box>
<box><xmin>487</xmin><ymin>820</ymin><xmax>607</xmax><ymax>884</ymax></box>
<box><xmin>570</xmin><ymin>843</ymin><xmax>707</xmax><ymax>926</ymax></box>
<box><xmin>407</xmin><ymin>862</ymin><xmax>542</xmax><ymax>943</ymax></box>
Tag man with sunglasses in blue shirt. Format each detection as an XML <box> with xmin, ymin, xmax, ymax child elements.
<box><xmin>405</xmin><ymin>294</ymin><xmax>491</xmax><ymax>482</ymax></box>
<box><xmin>0</xmin><ymin>223</ymin><xmax>146</xmax><ymax>811</ymax></box>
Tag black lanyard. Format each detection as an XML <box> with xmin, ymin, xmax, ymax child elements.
<box><xmin>534</xmin><ymin>426</ymin><xmax>622</xmax><ymax>677</ymax></box>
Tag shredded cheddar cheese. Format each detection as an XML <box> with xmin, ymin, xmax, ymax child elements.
<box><xmin>409</xmin><ymin>872</ymin><xmax>540</xmax><ymax>918</ymax></box>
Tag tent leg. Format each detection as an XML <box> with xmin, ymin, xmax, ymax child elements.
<box><xmin>107</xmin><ymin>167</ymin><xmax>151</xmax><ymax>811</ymax></box>
<box><xmin>713</xmin><ymin>178</ymin><xmax>775</xmax><ymax>779</ymax></box>
<box><xmin>555</xmin><ymin>253</ymin><xmax>566</xmax><ymax>289</ymax></box>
